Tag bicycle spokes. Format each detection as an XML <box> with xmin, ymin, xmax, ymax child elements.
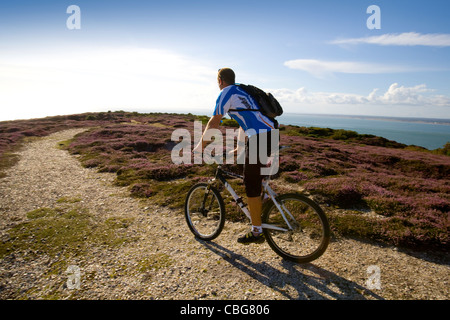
<box><xmin>262</xmin><ymin>194</ymin><xmax>330</xmax><ymax>263</ymax></box>
<box><xmin>185</xmin><ymin>183</ymin><xmax>225</xmax><ymax>241</ymax></box>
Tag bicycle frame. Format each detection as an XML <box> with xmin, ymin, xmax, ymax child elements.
<box><xmin>210</xmin><ymin>165</ymin><xmax>294</xmax><ymax>232</ymax></box>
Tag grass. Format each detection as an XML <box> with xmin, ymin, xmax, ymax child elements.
<box><xmin>0</xmin><ymin>204</ymin><xmax>136</xmax><ymax>260</ymax></box>
<box><xmin>136</xmin><ymin>253</ymin><xmax>173</xmax><ymax>273</ymax></box>
<box><xmin>0</xmin><ymin>198</ymin><xmax>139</xmax><ymax>299</ymax></box>
<box><xmin>0</xmin><ymin>152</ymin><xmax>20</xmax><ymax>179</ymax></box>
<box><xmin>1</xmin><ymin>111</ymin><xmax>449</xmax><ymax>252</ymax></box>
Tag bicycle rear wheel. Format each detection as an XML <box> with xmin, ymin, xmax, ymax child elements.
<box><xmin>262</xmin><ymin>193</ymin><xmax>330</xmax><ymax>263</ymax></box>
<box><xmin>185</xmin><ymin>183</ymin><xmax>225</xmax><ymax>241</ymax></box>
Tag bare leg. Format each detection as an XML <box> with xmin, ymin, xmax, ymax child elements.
<box><xmin>247</xmin><ymin>196</ymin><xmax>262</xmax><ymax>232</ymax></box>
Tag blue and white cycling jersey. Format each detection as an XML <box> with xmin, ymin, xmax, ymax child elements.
<box><xmin>213</xmin><ymin>85</ymin><xmax>275</xmax><ymax>136</ymax></box>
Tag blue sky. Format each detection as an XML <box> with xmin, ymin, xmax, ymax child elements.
<box><xmin>1</xmin><ymin>0</ymin><xmax>450</xmax><ymax>121</ymax></box>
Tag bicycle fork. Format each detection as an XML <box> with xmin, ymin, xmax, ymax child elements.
<box><xmin>200</xmin><ymin>185</ymin><xmax>215</xmax><ymax>216</ymax></box>
<box><xmin>261</xmin><ymin>180</ymin><xmax>295</xmax><ymax>232</ymax></box>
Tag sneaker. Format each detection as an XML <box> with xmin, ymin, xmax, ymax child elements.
<box><xmin>237</xmin><ymin>231</ymin><xmax>265</xmax><ymax>245</ymax></box>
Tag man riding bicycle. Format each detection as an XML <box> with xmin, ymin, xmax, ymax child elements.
<box><xmin>193</xmin><ymin>68</ymin><xmax>277</xmax><ymax>244</ymax></box>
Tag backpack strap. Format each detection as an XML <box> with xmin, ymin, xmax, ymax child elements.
<box><xmin>228</xmin><ymin>108</ymin><xmax>257</xmax><ymax>112</ymax></box>
<box><xmin>227</xmin><ymin>109</ymin><xmax>279</xmax><ymax>129</ymax></box>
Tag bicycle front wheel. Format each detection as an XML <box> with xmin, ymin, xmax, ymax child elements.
<box><xmin>262</xmin><ymin>193</ymin><xmax>330</xmax><ymax>263</ymax></box>
<box><xmin>185</xmin><ymin>183</ymin><xmax>225</xmax><ymax>241</ymax></box>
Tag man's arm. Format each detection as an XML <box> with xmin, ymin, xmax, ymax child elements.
<box><xmin>193</xmin><ymin>114</ymin><xmax>223</xmax><ymax>153</ymax></box>
<box><xmin>228</xmin><ymin>126</ymin><xmax>245</xmax><ymax>155</ymax></box>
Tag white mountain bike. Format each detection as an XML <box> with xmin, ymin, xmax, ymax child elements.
<box><xmin>184</xmin><ymin>148</ymin><xmax>330</xmax><ymax>263</ymax></box>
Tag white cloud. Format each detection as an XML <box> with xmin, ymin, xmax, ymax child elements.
<box><xmin>284</xmin><ymin>59</ymin><xmax>420</xmax><ymax>78</ymax></box>
<box><xmin>271</xmin><ymin>83</ymin><xmax>450</xmax><ymax>107</ymax></box>
<box><xmin>332</xmin><ymin>32</ymin><xmax>450</xmax><ymax>47</ymax></box>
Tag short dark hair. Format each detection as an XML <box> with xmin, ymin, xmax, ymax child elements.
<box><xmin>218</xmin><ymin>68</ymin><xmax>235</xmax><ymax>85</ymax></box>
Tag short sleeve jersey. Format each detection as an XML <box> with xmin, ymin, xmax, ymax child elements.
<box><xmin>213</xmin><ymin>85</ymin><xmax>275</xmax><ymax>137</ymax></box>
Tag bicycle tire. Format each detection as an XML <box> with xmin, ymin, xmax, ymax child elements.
<box><xmin>185</xmin><ymin>183</ymin><xmax>225</xmax><ymax>241</ymax></box>
<box><xmin>262</xmin><ymin>193</ymin><xmax>330</xmax><ymax>263</ymax></box>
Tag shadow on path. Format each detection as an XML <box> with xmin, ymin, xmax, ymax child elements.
<box><xmin>198</xmin><ymin>239</ymin><xmax>384</xmax><ymax>300</ymax></box>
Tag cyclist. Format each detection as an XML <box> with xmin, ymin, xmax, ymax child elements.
<box><xmin>193</xmin><ymin>68</ymin><xmax>277</xmax><ymax>244</ymax></box>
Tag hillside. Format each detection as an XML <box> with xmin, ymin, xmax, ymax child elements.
<box><xmin>1</xmin><ymin>120</ymin><xmax>449</xmax><ymax>300</ymax></box>
<box><xmin>1</xmin><ymin>111</ymin><xmax>449</xmax><ymax>251</ymax></box>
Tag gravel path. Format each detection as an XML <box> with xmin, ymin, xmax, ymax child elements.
<box><xmin>0</xmin><ymin>129</ymin><xmax>448</xmax><ymax>300</ymax></box>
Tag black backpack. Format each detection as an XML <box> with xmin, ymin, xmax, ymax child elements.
<box><xmin>230</xmin><ymin>84</ymin><xmax>283</xmax><ymax>126</ymax></box>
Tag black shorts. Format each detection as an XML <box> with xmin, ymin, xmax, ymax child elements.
<box><xmin>243</xmin><ymin>130</ymin><xmax>277</xmax><ymax>198</ymax></box>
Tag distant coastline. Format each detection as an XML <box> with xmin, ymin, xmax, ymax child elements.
<box><xmin>281</xmin><ymin>113</ymin><xmax>450</xmax><ymax>126</ymax></box>
<box><xmin>2</xmin><ymin>109</ymin><xmax>450</xmax><ymax>126</ymax></box>
<box><xmin>276</xmin><ymin>112</ymin><xmax>450</xmax><ymax>150</ymax></box>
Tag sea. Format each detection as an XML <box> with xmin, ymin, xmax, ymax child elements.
<box><xmin>276</xmin><ymin>113</ymin><xmax>450</xmax><ymax>150</ymax></box>
<box><xmin>179</xmin><ymin>110</ymin><xmax>450</xmax><ymax>150</ymax></box>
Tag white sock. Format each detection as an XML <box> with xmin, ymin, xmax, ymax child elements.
<box><xmin>252</xmin><ymin>225</ymin><xmax>263</xmax><ymax>235</ymax></box>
